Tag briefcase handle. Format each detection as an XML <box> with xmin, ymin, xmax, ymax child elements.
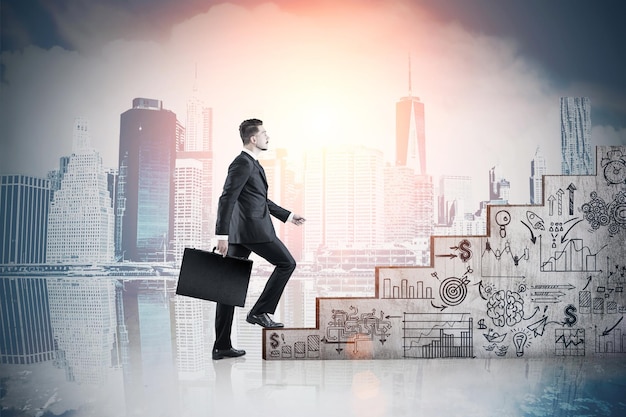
<box><xmin>212</xmin><ymin>246</ymin><xmax>250</xmax><ymax>261</ymax></box>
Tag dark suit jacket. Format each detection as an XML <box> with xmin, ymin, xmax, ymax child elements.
<box><xmin>215</xmin><ymin>151</ymin><xmax>291</xmax><ymax>244</ymax></box>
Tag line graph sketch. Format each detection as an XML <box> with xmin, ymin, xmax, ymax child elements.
<box><xmin>555</xmin><ymin>328</ymin><xmax>585</xmax><ymax>356</ymax></box>
<box><xmin>540</xmin><ymin>237</ymin><xmax>606</xmax><ymax>272</ymax></box>
<box><xmin>403</xmin><ymin>313</ymin><xmax>473</xmax><ymax>358</ymax></box>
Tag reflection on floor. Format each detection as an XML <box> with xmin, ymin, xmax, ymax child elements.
<box><xmin>189</xmin><ymin>355</ymin><xmax>626</xmax><ymax>417</ymax></box>
<box><xmin>2</xmin><ymin>354</ymin><xmax>625</xmax><ymax>416</ymax></box>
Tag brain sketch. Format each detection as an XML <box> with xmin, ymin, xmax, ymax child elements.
<box><xmin>486</xmin><ymin>290</ymin><xmax>524</xmax><ymax>327</ymax></box>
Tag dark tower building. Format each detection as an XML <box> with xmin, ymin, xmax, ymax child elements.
<box><xmin>117</xmin><ymin>98</ymin><xmax>177</xmax><ymax>262</ymax></box>
<box><xmin>1</xmin><ymin>175</ymin><xmax>50</xmax><ymax>264</ymax></box>
<box><xmin>396</xmin><ymin>57</ymin><xmax>426</xmax><ymax>175</ymax></box>
<box><xmin>0</xmin><ymin>277</ymin><xmax>55</xmax><ymax>364</ymax></box>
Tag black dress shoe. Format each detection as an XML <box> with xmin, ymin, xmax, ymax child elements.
<box><xmin>212</xmin><ymin>347</ymin><xmax>246</xmax><ymax>360</ymax></box>
<box><xmin>246</xmin><ymin>312</ymin><xmax>284</xmax><ymax>328</ymax></box>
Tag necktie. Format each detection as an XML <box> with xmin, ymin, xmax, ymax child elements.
<box><xmin>255</xmin><ymin>159</ymin><xmax>267</xmax><ymax>183</ymax></box>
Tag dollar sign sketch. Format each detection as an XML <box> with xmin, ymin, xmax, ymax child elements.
<box><xmin>458</xmin><ymin>239</ymin><xmax>472</xmax><ymax>262</ymax></box>
<box><xmin>269</xmin><ymin>332</ymin><xmax>280</xmax><ymax>349</ymax></box>
<box><xmin>563</xmin><ymin>304</ymin><xmax>577</xmax><ymax>327</ymax></box>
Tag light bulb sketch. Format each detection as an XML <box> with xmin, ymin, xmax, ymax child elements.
<box><xmin>512</xmin><ymin>332</ymin><xmax>528</xmax><ymax>357</ymax></box>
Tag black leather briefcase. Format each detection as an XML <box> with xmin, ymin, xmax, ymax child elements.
<box><xmin>176</xmin><ymin>247</ymin><xmax>253</xmax><ymax>307</ymax></box>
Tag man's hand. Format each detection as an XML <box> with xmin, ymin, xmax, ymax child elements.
<box><xmin>216</xmin><ymin>239</ymin><xmax>229</xmax><ymax>256</ymax></box>
<box><xmin>291</xmin><ymin>214</ymin><xmax>306</xmax><ymax>226</ymax></box>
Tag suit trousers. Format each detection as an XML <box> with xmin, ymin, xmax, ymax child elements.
<box><xmin>214</xmin><ymin>237</ymin><xmax>296</xmax><ymax>350</ymax></box>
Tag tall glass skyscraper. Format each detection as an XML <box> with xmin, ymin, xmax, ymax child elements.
<box><xmin>117</xmin><ymin>98</ymin><xmax>177</xmax><ymax>262</ymax></box>
<box><xmin>530</xmin><ymin>147</ymin><xmax>547</xmax><ymax>204</ymax></box>
<box><xmin>561</xmin><ymin>97</ymin><xmax>593</xmax><ymax>175</ymax></box>
<box><xmin>182</xmin><ymin>78</ymin><xmax>214</xmax><ymax>245</ymax></box>
<box><xmin>0</xmin><ymin>175</ymin><xmax>50</xmax><ymax>264</ymax></box>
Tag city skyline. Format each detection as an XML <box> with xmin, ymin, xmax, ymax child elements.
<box><xmin>2</xmin><ymin>2</ymin><xmax>625</xmax><ymax>207</ymax></box>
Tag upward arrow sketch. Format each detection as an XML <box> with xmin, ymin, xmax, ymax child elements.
<box><xmin>567</xmin><ymin>183</ymin><xmax>577</xmax><ymax>215</ymax></box>
<box><xmin>547</xmin><ymin>195</ymin><xmax>555</xmax><ymax>216</ymax></box>
<box><xmin>557</xmin><ymin>189</ymin><xmax>564</xmax><ymax>215</ymax></box>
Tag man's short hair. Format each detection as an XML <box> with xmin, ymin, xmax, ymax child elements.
<box><xmin>239</xmin><ymin>119</ymin><xmax>263</xmax><ymax>145</ymax></box>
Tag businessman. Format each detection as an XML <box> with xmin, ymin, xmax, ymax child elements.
<box><xmin>212</xmin><ymin>118</ymin><xmax>305</xmax><ymax>360</ymax></box>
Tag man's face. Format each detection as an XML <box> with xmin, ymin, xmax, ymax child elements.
<box><xmin>253</xmin><ymin>126</ymin><xmax>269</xmax><ymax>151</ymax></box>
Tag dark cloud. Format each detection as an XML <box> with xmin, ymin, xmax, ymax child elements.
<box><xmin>419</xmin><ymin>0</ymin><xmax>626</xmax><ymax>127</ymax></box>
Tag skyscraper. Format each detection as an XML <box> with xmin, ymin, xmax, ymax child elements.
<box><xmin>530</xmin><ymin>147</ymin><xmax>547</xmax><ymax>204</ymax></box>
<box><xmin>260</xmin><ymin>149</ymin><xmax>303</xmax><ymax>261</ymax></box>
<box><xmin>47</xmin><ymin>118</ymin><xmax>115</xmax><ymax>263</ymax></box>
<box><xmin>1</xmin><ymin>175</ymin><xmax>50</xmax><ymax>264</ymax></box>
<box><xmin>182</xmin><ymin>77</ymin><xmax>214</xmax><ymax>245</ymax></box>
<box><xmin>173</xmin><ymin>158</ymin><xmax>203</xmax><ymax>263</ymax></box>
<box><xmin>396</xmin><ymin>58</ymin><xmax>426</xmax><ymax>175</ymax></box>
<box><xmin>0</xmin><ymin>277</ymin><xmax>55</xmax><ymax>364</ymax></box>
<box><xmin>303</xmin><ymin>146</ymin><xmax>385</xmax><ymax>260</ymax></box>
<box><xmin>489</xmin><ymin>166</ymin><xmax>510</xmax><ymax>203</ymax></box>
<box><xmin>47</xmin><ymin>276</ymin><xmax>118</xmax><ymax>384</ymax></box>
<box><xmin>117</xmin><ymin>98</ymin><xmax>178</xmax><ymax>262</ymax></box>
<box><xmin>414</xmin><ymin>174</ymin><xmax>435</xmax><ymax>239</ymax></box>
<box><xmin>384</xmin><ymin>165</ymin><xmax>419</xmax><ymax>243</ymax></box>
<box><xmin>438</xmin><ymin>175</ymin><xmax>473</xmax><ymax>225</ymax></box>
<box><xmin>561</xmin><ymin>97</ymin><xmax>592</xmax><ymax>175</ymax></box>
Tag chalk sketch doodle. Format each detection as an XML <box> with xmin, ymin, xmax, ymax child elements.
<box><xmin>402</xmin><ymin>312</ymin><xmax>474</xmax><ymax>358</ymax></box>
<box><xmin>567</xmin><ymin>183</ymin><xmax>577</xmax><ymax>215</ymax></box>
<box><xmin>540</xmin><ymin>235</ymin><xmax>606</xmax><ymax>272</ymax></box>
<box><xmin>436</xmin><ymin>239</ymin><xmax>473</xmax><ymax>262</ymax></box>
<box><xmin>512</xmin><ymin>330</ymin><xmax>531</xmax><ymax>357</ymax></box>
<box><xmin>434</xmin><ymin>266</ymin><xmax>473</xmax><ymax>309</ymax></box>
<box><xmin>562</xmin><ymin>304</ymin><xmax>578</xmax><ymax>327</ymax></box>
<box><xmin>439</xmin><ymin>276</ymin><xmax>470</xmax><ymax>307</ymax></box>
<box><xmin>555</xmin><ymin>189</ymin><xmax>565</xmax><ymax>216</ymax></box>
<box><xmin>486</xmin><ymin>289</ymin><xmax>524</xmax><ymax>327</ymax></box>
<box><xmin>321</xmin><ymin>307</ymin><xmax>392</xmax><ymax>354</ymax></box>
<box><xmin>546</xmin><ymin>217</ymin><xmax>583</xmax><ymax>249</ymax></box>
<box><xmin>595</xmin><ymin>317</ymin><xmax>625</xmax><ymax>354</ymax></box>
<box><xmin>382</xmin><ymin>276</ymin><xmax>434</xmax><ymax>299</ymax></box>
<box><xmin>484</xmin><ymin>240</ymin><xmax>530</xmax><ymax>266</ymax></box>
<box><xmin>526</xmin><ymin>211</ymin><xmax>545</xmax><ymax>230</ymax></box>
<box><xmin>530</xmin><ymin>283</ymin><xmax>575</xmax><ymax>303</ymax></box>
<box><xmin>527</xmin><ymin>315</ymin><xmax>548</xmax><ymax>337</ymax></box>
<box><xmin>478</xmin><ymin>281</ymin><xmax>495</xmax><ymax>300</ymax></box>
<box><xmin>578</xmin><ymin>290</ymin><xmax>611</xmax><ymax>314</ymax></box>
<box><xmin>555</xmin><ymin>328</ymin><xmax>585</xmax><ymax>356</ymax></box>
<box><xmin>495</xmin><ymin>210</ymin><xmax>511</xmax><ymax>238</ymax></box>
<box><xmin>521</xmin><ymin>212</ymin><xmax>543</xmax><ymax>244</ymax></box>
<box><xmin>481</xmin><ymin>240</ymin><xmax>529</xmax><ymax>279</ymax></box>
<box><xmin>581</xmin><ymin>190</ymin><xmax>626</xmax><ymax>236</ymax></box>
<box><xmin>268</xmin><ymin>333</ymin><xmax>321</xmax><ymax>359</ymax></box>
<box><xmin>601</xmin><ymin>149</ymin><xmax>626</xmax><ymax>185</ymax></box>
<box><xmin>579</xmin><ymin>258</ymin><xmax>626</xmax><ymax>315</ymax></box>
<box><xmin>546</xmin><ymin>189</ymin><xmax>566</xmax><ymax>216</ymax></box>
<box><xmin>607</xmin><ymin>261</ymin><xmax>626</xmax><ymax>285</ymax></box>
<box><xmin>483</xmin><ymin>328</ymin><xmax>509</xmax><ymax>356</ymax></box>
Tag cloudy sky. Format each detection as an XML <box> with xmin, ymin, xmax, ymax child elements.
<box><xmin>2</xmin><ymin>0</ymin><xmax>625</xmax><ymax>205</ymax></box>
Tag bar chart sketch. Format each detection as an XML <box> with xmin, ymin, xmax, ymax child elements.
<box><xmin>595</xmin><ymin>322</ymin><xmax>626</xmax><ymax>353</ymax></box>
<box><xmin>403</xmin><ymin>313</ymin><xmax>473</xmax><ymax>358</ymax></box>
<box><xmin>382</xmin><ymin>277</ymin><xmax>434</xmax><ymax>299</ymax></box>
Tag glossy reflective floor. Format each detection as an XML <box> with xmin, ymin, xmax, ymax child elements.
<box><xmin>209</xmin><ymin>356</ymin><xmax>626</xmax><ymax>417</ymax></box>
<box><xmin>2</xmin><ymin>354</ymin><xmax>626</xmax><ymax>416</ymax></box>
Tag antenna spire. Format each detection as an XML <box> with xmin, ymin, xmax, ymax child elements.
<box><xmin>408</xmin><ymin>53</ymin><xmax>412</xmax><ymax>97</ymax></box>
